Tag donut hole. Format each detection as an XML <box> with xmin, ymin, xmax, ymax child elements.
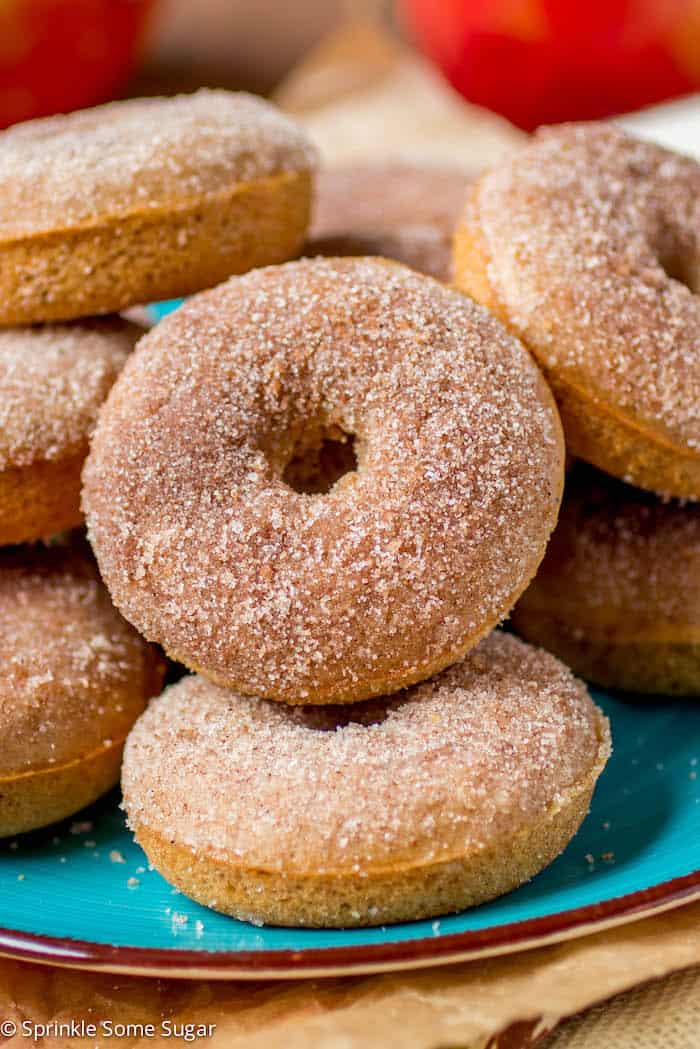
<box><xmin>655</xmin><ymin>236</ymin><xmax>700</xmax><ymax>293</ymax></box>
<box><xmin>282</xmin><ymin>426</ymin><xmax>357</xmax><ymax>495</ymax></box>
<box><xmin>292</xmin><ymin>699</ymin><xmax>393</xmax><ymax>732</ymax></box>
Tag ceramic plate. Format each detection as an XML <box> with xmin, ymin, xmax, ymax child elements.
<box><xmin>4</xmin><ymin>302</ymin><xmax>698</xmax><ymax>979</ymax></box>
<box><xmin>1</xmin><ymin>687</ymin><xmax>699</xmax><ymax>979</ymax></box>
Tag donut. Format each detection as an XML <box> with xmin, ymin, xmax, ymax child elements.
<box><xmin>307</xmin><ymin>164</ymin><xmax>471</xmax><ymax>281</ymax></box>
<box><xmin>0</xmin><ymin>538</ymin><xmax>164</xmax><ymax>837</ymax></box>
<box><xmin>454</xmin><ymin>123</ymin><xmax>700</xmax><ymax>499</ymax></box>
<box><xmin>0</xmin><ymin>90</ymin><xmax>317</xmax><ymax>325</ymax></box>
<box><xmin>83</xmin><ymin>257</ymin><xmax>565</xmax><ymax>705</ymax></box>
<box><xmin>122</xmin><ymin>631</ymin><xmax>610</xmax><ymax>927</ymax></box>
<box><xmin>0</xmin><ymin>317</ymin><xmax>139</xmax><ymax>546</ymax></box>
<box><xmin>513</xmin><ymin>463</ymin><xmax>700</xmax><ymax>695</ymax></box>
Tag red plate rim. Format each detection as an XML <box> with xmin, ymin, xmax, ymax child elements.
<box><xmin>0</xmin><ymin>868</ymin><xmax>698</xmax><ymax>979</ymax></box>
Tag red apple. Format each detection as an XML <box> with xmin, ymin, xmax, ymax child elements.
<box><xmin>0</xmin><ymin>0</ymin><xmax>154</xmax><ymax>128</ymax></box>
<box><xmin>399</xmin><ymin>0</ymin><xmax>700</xmax><ymax>130</ymax></box>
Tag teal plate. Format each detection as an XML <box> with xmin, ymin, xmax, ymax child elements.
<box><xmin>0</xmin><ymin>688</ymin><xmax>699</xmax><ymax>978</ymax></box>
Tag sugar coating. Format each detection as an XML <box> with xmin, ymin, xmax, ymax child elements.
<box><xmin>308</xmin><ymin>164</ymin><xmax>471</xmax><ymax>281</ymax></box>
<box><xmin>83</xmin><ymin>257</ymin><xmax>563</xmax><ymax>701</ymax></box>
<box><xmin>473</xmin><ymin>123</ymin><xmax>700</xmax><ymax>451</ymax></box>
<box><xmin>0</xmin><ymin>89</ymin><xmax>318</xmax><ymax>239</ymax></box>
<box><xmin>122</xmin><ymin>632</ymin><xmax>609</xmax><ymax>872</ymax></box>
<box><xmin>0</xmin><ymin>538</ymin><xmax>160</xmax><ymax>777</ymax></box>
<box><xmin>0</xmin><ymin>318</ymin><xmax>139</xmax><ymax>471</ymax></box>
<box><xmin>522</xmin><ymin>465</ymin><xmax>700</xmax><ymax>637</ymax></box>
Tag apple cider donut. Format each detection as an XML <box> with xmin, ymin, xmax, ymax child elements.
<box><xmin>513</xmin><ymin>464</ymin><xmax>700</xmax><ymax>695</ymax></box>
<box><xmin>307</xmin><ymin>164</ymin><xmax>471</xmax><ymax>281</ymax></box>
<box><xmin>122</xmin><ymin>631</ymin><xmax>610</xmax><ymax>927</ymax></box>
<box><xmin>0</xmin><ymin>538</ymin><xmax>164</xmax><ymax>837</ymax></box>
<box><xmin>455</xmin><ymin>123</ymin><xmax>700</xmax><ymax>499</ymax></box>
<box><xmin>0</xmin><ymin>90</ymin><xmax>316</xmax><ymax>325</ymax></box>
<box><xmin>83</xmin><ymin>257</ymin><xmax>565</xmax><ymax>704</ymax></box>
<box><xmin>0</xmin><ymin>317</ymin><xmax>139</xmax><ymax>545</ymax></box>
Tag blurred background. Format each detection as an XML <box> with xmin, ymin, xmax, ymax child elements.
<box><xmin>1</xmin><ymin>0</ymin><xmax>698</xmax><ymax>158</ymax></box>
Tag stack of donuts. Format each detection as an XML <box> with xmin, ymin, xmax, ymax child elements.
<box><xmin>12</xmin><ymin>88</ymin><xmax>696</xmax><ymax>932</ymax></box>
<box><xmin>0</xmin><ymin>89</ymin><xmax>315</xmax><ymax>840</ymax></box>
<box><xmin>454</xmin><ymin>124</ymin><xmax>700</xmax><ymax>697</ymax></box>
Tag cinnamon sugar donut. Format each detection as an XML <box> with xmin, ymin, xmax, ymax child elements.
<box><xmin>122</xmin><ymin>631</ymin><xmax>610</xmax><ymax>927</ymax></box>
<box><xmin>0</xmin><ymin>90</ymin><xmax>316</xmax><ymax>325</ymax></box>
<box><xmin>307</xmin><ymin>164</ymin><xmax>470</xmax><ymax>281</ymax></box>
<box><xmin>513</xmin><ymin>464</ymin><xmax>700</xmax><ymax>695</ymax></box>
<box><xmin>0</xmin><ymin>538</ymin><xmax>164</xmax><ymax>837</ymax></box>
<box><xmin>455</xmin><ymin>123</ymin><xmax>700</xmax><ymax>499</ymax></box>
<box><xmin>0</xmin><ymin>317</ymin><xmax>139</xmax><ymax>545</ymax></box>
<box><xmin>83</xmin><ymin>257</ymin><xmax>565</xmax><ymax>705</ymax></box>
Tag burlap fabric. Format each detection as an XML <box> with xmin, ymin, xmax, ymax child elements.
<box><xmin>542</xmin><ymin>965</ymin><xmax>700</xmax><ymax>1048</ymax></box>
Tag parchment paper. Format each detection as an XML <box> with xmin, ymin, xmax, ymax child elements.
<box><xmin>1</xmin><ymin>901</ymin><xmax>699</xmax><ymax>1048</ymax></box>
